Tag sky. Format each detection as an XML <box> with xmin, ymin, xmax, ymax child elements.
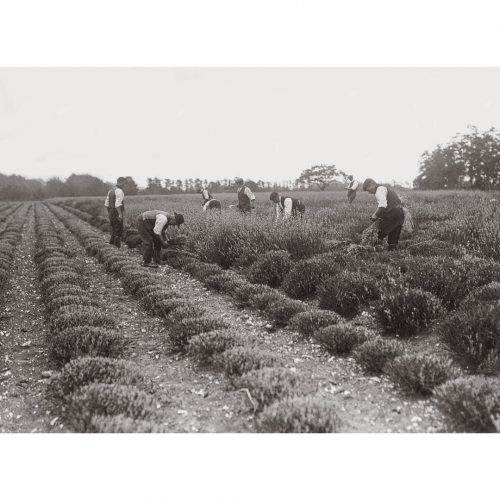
<box><xmin>1</xmin><ymin>67</ymin><xmax>500</xmax><ymax>188</ymax></box>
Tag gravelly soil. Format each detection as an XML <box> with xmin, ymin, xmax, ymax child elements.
<box><xmin>54</xmin><ymin>206</ymin><xmax>446</xmax><ymax>432</ymax></box>
<box><xmin>48</xmin><ymin>209</ymin><xmax>252</xmax><ymax>432</ymax></box>
<box><xmin>0</xmin><ymin>207</ymin><xmax>53</xmax><ymax>433</ymax></box>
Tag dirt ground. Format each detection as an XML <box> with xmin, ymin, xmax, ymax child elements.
<box><xmin>0</xmin><ymin>207</ymin><xmax>53</xmax><ymax>432</ymax></box>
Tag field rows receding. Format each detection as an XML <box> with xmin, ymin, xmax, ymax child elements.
<box><xmin>0</xmin><ymin>203</ymin><xmax>54</xmax><ymax>432</ymax></box>
<box><xmin>1</xmin><ymin>191</ymin><xmax>498</xmax><ymax>432</ymax></box>
<box><xmin>45</xmin><ymin>201</ymin><xmax>450</xmax><ymax>432</ymax></box>
<box><xmin>49</xmin><ymin>191</ymin><xmax>500</xmax><ymax>433</ymax></box>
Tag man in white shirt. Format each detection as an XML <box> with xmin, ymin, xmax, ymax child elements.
<box><xmin>104</xmin><ymin>177</ymin><xmax>126</xmax><ymax>248</ymax></box>
<box><xmin>345</xmin><ymin>175</ymin><xmax>359</xmax><ymax>204</ymax></box>
<box><xmin>136</xmin><ymin>210</ymin><xmax>185</xmax><ymax>267</ymax></box>
<box><xmin>269</xmin><ymin>191</ymin><xmax>305</xmax><ymax>219</ymax></box>
<box><xmin>362</xmin><ymin>178</ymin><xmax>405</xmax><ymax>251</ymax></box>
<box><xmin>236</xmin><ymin>178</ymin><xmax>256</xmax><ymax>213</ymax></box>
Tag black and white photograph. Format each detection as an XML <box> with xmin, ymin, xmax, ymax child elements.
<box><xmin>0</xmin><ymin>2</ymin><xmax>499</xmax><ymax>499</ymax></box>
<box><xmin>1</xmin><ymin>66</ymin><xmax>499</xmax><ymax>437</ymax></box>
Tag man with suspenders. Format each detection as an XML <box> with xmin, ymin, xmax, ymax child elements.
<box><xmin>136</xmin><ymin>210</ymin><xmax>184</xmax><ymax>267</ymax></box>
<box><xmin>269</xmin><ymin>191</ymin><xmax>305</xmax><ymax>219</ymax></box>
<box><xmin>104</xmin><ymin>177</ymin><xmax>126</xmax><ymax>248</ymax></box>
<box><xmin>362</xmin><ymin>178</ymin><xmax>405</xmax><ymax>251</ymax></box>
<box><xmin>345</xmin><ymin>175</ymin><xmax>360</xmax><ymax>204</ymax></box>
<box><xmin>235</xmin><ymin>178</ymin><xmax>256</xmax><ymax>213</ymax></box>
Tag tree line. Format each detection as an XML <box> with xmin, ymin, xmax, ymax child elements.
<box><xmin>0</xmin><ymin>168</ymin><xmax>347</xmax><ymax>201</ymax></box>
<box><xmin>414</xmin><ymin>126</ymin><xmax>500</xmax><ymax>190</ymax></box>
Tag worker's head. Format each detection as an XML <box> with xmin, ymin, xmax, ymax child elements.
<box><xmin>363</xmin><ymin>178</ymin><xmax>378</xmax><ymax>194</ymax></box>
<box><xmin>235</xmin><ymin>177</ymin><xmax>244</xmax><ymax>186</ymax></box>
<box><xmin>171</xmin><ymin>212</ymin><xmax>184</xmax><ymax>227</ymax></box>
<box><xmin>347</xmin><ymin>175</ymin><xmax>353</xmax><ymax>181</ymax></box>
<box><xmin>269</xmin><ymin>191</ymin><xmax>280</xmax><ymax>203</ymax></box>
<box><xmin>117</xmin><ymin>176</ymin><xmax>127</xmax><ymax>186</ymax></box>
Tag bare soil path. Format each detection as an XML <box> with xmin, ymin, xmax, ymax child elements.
<box><xmin>0</xmin><ymin>206</ymin><xmax>53</xmax><ymax>433</ymax></box>
<box><xmin>47</xmin><ymin>207</ymin><xmax>251</xmax><ymax>432</ymax></box>
<box><xmin>53</xmin><ymin>205</ymin><xmax>445</xmax><ymax>432</ymax></box>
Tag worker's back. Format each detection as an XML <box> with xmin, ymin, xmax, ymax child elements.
<box><xmin>237</xmin><ymin>185</ymin><xmax>252</xmax><ymax>210</ymax></box>
<box><xmin>142</xmin><ymin>210</ymin><xmax>169</xmax><ymax>220</ymax></box>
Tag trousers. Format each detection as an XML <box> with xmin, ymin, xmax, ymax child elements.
<box><xmin>378</xmin><ymin>206</ymin><xmax>405</xmax><ymax>247</ymax></box>
<box><xmin>347</xmin><ymin>189</ymin><xmax>357</xmax><ymax>203</ymax></box>
<box><xmin>136</xmin><ymin>216</ymin><xmax>162</xmax><ymax>264</ymax></box>
<box><xmin>107</xmin><ymin>207</ymin><xmax>123</xmax><ymax>248</ymax></box>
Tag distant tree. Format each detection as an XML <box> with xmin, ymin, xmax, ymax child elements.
<box><xmin>0</xmin><ymin>173</ymin><xmax>45</xmax><ymax>200</ymax></box>
<box><xmin>164</xmin><ymin>178</ymin><xmax>173</xmax><ymax>192</ymax></box>
<box><xmin>120</xmin><ymin>176</ymin><xmax>139</xmax><ymax>195</ymax></box>
<box><xmin>297</xmin><ymin>164</ymin><xmax>340</xmax><ymax>191</ymax></box>
<box><xmin>194</xmin><ymin>178</ymin><xmax>203</xmax><ymax>191</ymax></box>
<box><xmin>145</xmin><ymin>177</ymin><xmax>163</xmax><ymax>194</ymax></box>
<box><xmin>65</xmin><ymin>174</ymin><xmax>109</xmax><ymax>197</ymax></box>
<box><xmin>245</xmin><ymin>179</ymin><xmax>259</xmax><ymax>192</ymax></box>
<box><xmin>414</xmin><ymin>126</ymin><xmax>500</xmax><ymax>190</ymax></box>
<box><xmin>45</xmin><ymin>177</ymin><xmax>70</xmax><ymax>198</ymax></box>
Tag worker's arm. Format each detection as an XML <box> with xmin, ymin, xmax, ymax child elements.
<box><xmin>153</xmin><ymin>214</ymin><xmax>169</xmax><ymax>247</ymax></box>
<box><xmin>370</xmin><ymin>186</ymin><xmax>388</xmax><ymax>220</ymax></box>
<box><xmin>245</xmin><ymin>187</ymin><xmax>256</xmax><ymax>209</ymax></box>
<box><xmin>115</xmin><ymin>188</ymin><xmax>125</xmax><ymax>219</ymax></box>
<box><xmin>107</xmin><ymin>189</ymin><xmax>116</xmax><ymax>209</ymax></box>
<box><xmin>283</xmin><ymin>198</ymin><xmax>293</xmax><ymax>218</ymax></box>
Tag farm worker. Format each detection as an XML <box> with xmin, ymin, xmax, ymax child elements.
<box><xmin>199</xmin><ymin>188</ymin><xmax>222</xmax><ymax>212</ymax></box>
<box><xmin>269</xmin><ymin>191</ymin><xmax>305</xmax><ymax>219</ymax></box>
<box><xmin>345</xmin><ymin>175</ymin><xmax>360</xmax><ymax>204</ymax></box>
<box><xmin>136</xmin><ymin>210</ymin><xmax>184</xmax><ymax>268</ymax></box>
<box><xmin>199</xmin><ymin>187</ymin><xmax>213</xmax><ymax>206</ymax></box>
<box><xmin>104</xmin><ymin>177</ymin><xmax>126</xmax><ymax>248</ymax></box>
<box><xmin>235</xmin><ymin>178</ymin><xmax>256</xmax><ymax>213</ymax></box>
<box><xmin>362</xmin><ymin>178</ymin><xmax>405</xmax><ymax>251</ymax></box>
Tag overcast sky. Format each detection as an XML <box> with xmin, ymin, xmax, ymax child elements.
<box><xmin>1</xmin><ymin>68</ymin><xmax>500</xmax><ymax>188</ymax></box>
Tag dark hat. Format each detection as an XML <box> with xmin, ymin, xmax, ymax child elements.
<box><xmin>269</xmin><ymin>191</ymin><xmax>279</xmax><ymax>201</ymax></box>
<box><xmin>235</xmin><ymin>177</ymin><xmax>244</xmax><ymax>184</ymax></box>
<box><xmin>363</xmin><ymin>178</ymin><xmax>376</xmax><ymax>191</ymax></box>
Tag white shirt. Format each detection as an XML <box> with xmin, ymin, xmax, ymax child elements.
<box><xmin>153</xmin><ymin>214</ymin><xmax>169</xmax><ymax>235</ymax></box>
<box><xmin>104</xmin><ymin>187</ymin><xmax>125</xmax><ymax>208</ymax></box>
<box><xmin>375</xmin><ymin>185</ymin><xmax>388</xmax><ymax>208</ymax></box>
<box><xmin>276</xmin><ymin>197</ymin><xmax>293</xmax><ymax>218</ymax></box>
<box><xmin>202</xmin><ymin>189</ymin><xmax>210</xmax><ymax>200</ymax></box>
<box><xmin>348</xmin><ymin>180</ymin><xmax>359</xmax><ymax>190</ymax></box>
<box><xmin>240</xmin><ymin>186</ymin><xmax>256</xmax><ymax>201</ymax></box>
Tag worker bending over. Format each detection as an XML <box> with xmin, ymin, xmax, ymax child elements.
<box><xmin>269</xmin><ymin>191</ymin><xmax>305</xmax><ymax>219</ymax></box>
<box><xmin>199</xmin><ymin>188</ymin><xmax>221</xmax><ymax>212</ymax></box>
<box><xmin>362</xmin><ymin>178</ymin><xmax>404</xmax><ymax>251</ymax></box>
<box><xmin>199</xmin><ymin>187</ymin><xmax>213</xmax><ymax>206</ymax></box>
<box><xmin>136</xmin><ymin>210</ymin><xmax>184</xmax><ymax>267</ymax></box>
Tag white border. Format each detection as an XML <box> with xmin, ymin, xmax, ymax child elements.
<box><xmin>0</xmin><ymin>0</ymin><xmax>500</xmax><ymax>66</ymax></box>
<box><xmin>1</xmin><ymin>1</ymin><xmax>500</xmax><ymax>498</ymax></box>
